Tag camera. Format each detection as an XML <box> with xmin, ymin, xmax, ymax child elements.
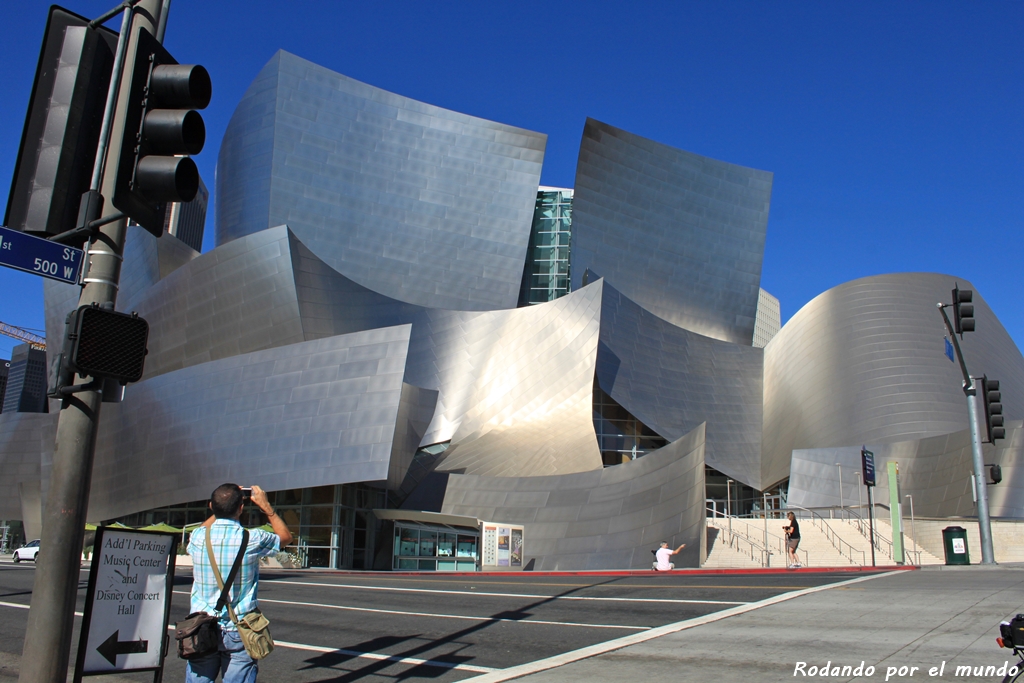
<box><xmin>241</xmin><ymin>487</ymin><xmax>252</xmax><ymax>499</ymax></box>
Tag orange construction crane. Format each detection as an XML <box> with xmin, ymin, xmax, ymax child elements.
<box><xmin>0</xmin><ymin>321</ymin><xmax>46</xmax><ymax>350</ymax></box>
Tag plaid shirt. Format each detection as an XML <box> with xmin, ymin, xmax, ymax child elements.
<box><xmin>188</xmin><ymin>519</ymin><xmax>279</xmax><ymax>631</ymax></box>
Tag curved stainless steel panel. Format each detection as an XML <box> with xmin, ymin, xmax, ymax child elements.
<box><xmin>85</xmin><ymin>326</ymin><xmax>412</xmax><ymax>522</ymax></box>
<box><xmin>217</xmin><ymin>51</ymin><xmax>545</xmax><ymax>312</ymax></box>
<box><xmin>787</xmin><ymin>420</ymin><xmax>1023</xmax><ymax>519</ymax></box>
<box><xmin>439</xmin><ymin>423</ymin><xmax>707</xmax><ymax>570</ymax></box>
<box><xmin>570</xmin><ymin>118</ymin><xmax>773</xmax><ymax>345</ymax></box>
<box><xmin>762</xmin><ymin>273</ymin><xmax>1024</xmax><ymax>489</ymax></box>
<box><xmin>291</xmin><ymin>231</ymin><xmax>604</xmax><ymax>476</ymax></box>
<box><xmin>598</xmin><ymin>280</ymin><xmax>764</xmax><ymax>488</ymax></box>
<box><xmin>124</xmin><ymin>226</ymin><xmax>304</xmax><ymax>380</ymax></box>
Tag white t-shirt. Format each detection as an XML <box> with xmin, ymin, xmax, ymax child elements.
<box><xmin>655</xmin><ymin>547</ymin><xmax>674</xmax><ymax>570</ymax></box>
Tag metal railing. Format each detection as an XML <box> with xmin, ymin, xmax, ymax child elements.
<box><xmin>790</xmin><ymin>505</ymin><xmax>931</xmax><ymax>565</ymax></box>
<box><xmin>707</xmin><ymin>507</ymin><xmax>807</xmax><ymax>567</ymax></box>
<box><xmin>785</xmin><ymin>506</ymin><xmax>866</xmax><ymax>566</ymax></box>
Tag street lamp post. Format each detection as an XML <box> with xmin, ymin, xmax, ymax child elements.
<box><xmin>905</xmin><ymin>494</ymin><xmax>918</xmax><ymax>566</ymax></box>
<box><xmin>726</xmin><ymin>479</ymin><xmax>733</xmax><ymax>542</ymax></box>
<box><xmin>836</xmin><ymin>463</ymin><xmax>844</xmax><ymax>518</ymax></box>
<box><xmin>855</xmin><ymin>471</ymin><xmax>864</xmax><ymax>534</ymax></box>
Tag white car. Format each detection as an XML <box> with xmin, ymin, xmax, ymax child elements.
<box><xmin>13</xmin><ymin>540</ymin><xmax>40</xmax><ymax>563</ymax></box>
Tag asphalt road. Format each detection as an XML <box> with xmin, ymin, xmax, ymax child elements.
<box><xmin>0</xmin><ymin>560</ymin><xmax>879</xmax><ymax>682</ymax></box>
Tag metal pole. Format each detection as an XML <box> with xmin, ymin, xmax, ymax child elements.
<box><xmin>726</xmin><ymin>479</ymin><xmax>733</xmax><ymax>542</ymax></box>
<box><xmin>966</xmin><ymin>379</ymin><xmax>996</xmax><ymax>564</ymax></box>
<box><xmin>855</xmin><ymin>471</ymin><xmax>864</xmax><ymax>533</ymax></box>
<box><xmin>836</xmin><ymin>463</ymin><xmax>844</xmax><ymax>516</ymax></box>
<box><xmin>19</xmin><ymin>4</ymin><xmax>164</xmax><ymax>682</ymax></box>
<box><xmin>867</xmin><ymin>486</ymin><xmax>876</xmax><ymax>567</ymax></box>
<box><xmin>937</xmin><ymin>303</ymin><xmax>996</xmax><ymax>565</ymax></box>
<box><xmin>906</xmin><ymin>494</ymin><xmax>918</xmax><ymax>566</ymax></box>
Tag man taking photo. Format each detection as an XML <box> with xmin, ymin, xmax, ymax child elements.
<box><xmin>186</xmin><ymin>484</ymin><xmax>292</xmax><ymax>682</ymax></box>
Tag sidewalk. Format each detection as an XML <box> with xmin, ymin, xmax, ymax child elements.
<box><xmin>465</xmin><ymin>565</ymin><xmax>1024</xmax><ymax>682</ymax></box>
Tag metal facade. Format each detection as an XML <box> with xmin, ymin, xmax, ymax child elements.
<box><xmin>762</xmin><ymin>273</ymin><xmax>1024</xmax><ymax>489</ymax></box>
<box><xmin>570</xmin><ymin>118</ymin><xmax>773</xmax><ymax>345</ymax></box>
<box><xmin>597</xmin><ymin>281</ymin><xmax>764</xmax><ymax>488</ymax></box>
<box><xmin>289</xmin><ymin>230</ymin><xmax>605</xmax><ymax>476</ymax></box>
<box><xmin>85</xmin><ymin>327</ymin><xmax>412</xmax><ymax>522</ymax></box>
<box><xmin>440</xmin><ymin>423</ymin><xmax>707</xmax><ymax>570</ymax></box>
<box><xmin>217</xmin><ymin>51</ymin><xmax>546</xmax><ymax>312</ymax></box>
<box><xmin>788</xmin><ymin>420</ymin><xmax>1024</xmax><ymax>519</ymax></box>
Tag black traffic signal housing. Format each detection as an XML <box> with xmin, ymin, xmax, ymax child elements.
<box><xmin>952</xmin><ymin>286</ymin><xmax>975</xmax><ymax>336</ymax></box>
<box><xmin>50</xmin><ymin>305</ymin><xmax>149</xmax><ymax>397</ymax></box>
<box><xmin>989</xmin><ymin>464</ymin><xmax>1003</xmax><ymax>485</ymax></box>
<box><xmin>981</xmin><ymin>376</ymin><xmax>1005</xmax><ymax>443</ymax></box>
<box><xmin>111</xmin><ymin>27</ymin><xmax>210</xmax><ymax>236</ymax></box>
<box><xmin>5</xmin><ymin>7</ymin><xmax>118</xmax><ymax>237</ymax></box>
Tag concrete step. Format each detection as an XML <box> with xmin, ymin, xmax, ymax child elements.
<box><xmin>706</xmin><ymin>517</ymin><xmax>865</xmax><ymax>568</ymax></box>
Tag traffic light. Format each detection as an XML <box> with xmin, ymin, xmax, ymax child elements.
<box><xmin>952</xmin><ymin>286</ymin><xmax>974</xmax><ymax>336</ymax></box>
<box><xmin>111</xmin><ymin>27</ymin><xmax>210</xmax><ymax>237</ymax></box>
<box><xmin>989</xmin><ymin>464</ymin><xmax>1003</xmax><ymax>485</ymax></box>
<box><xmin>981</xmin><ymin>376</ymin><xmax>1005</xmax><ymax>442</ymax></box>
<box><xmin>5</xmin><ymin>7</ymin><xmax>118</xmax><ymax>237</ymax></box>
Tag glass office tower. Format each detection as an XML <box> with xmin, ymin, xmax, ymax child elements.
<box><xmin>518</xmin><ymin>187</ymin><xmax>573</xmax><ymax>306</ymax></box>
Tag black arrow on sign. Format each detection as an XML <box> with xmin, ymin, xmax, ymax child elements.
<box><xmin>97</xmin><ymin>630</ymin><xmax>148</xmax><ymax>666</ymax></box>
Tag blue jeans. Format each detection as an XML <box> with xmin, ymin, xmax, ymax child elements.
<box><xmin>186</xmin><ymin>628</ymin><xmax>257</xmax><ymax>683</ymax></box>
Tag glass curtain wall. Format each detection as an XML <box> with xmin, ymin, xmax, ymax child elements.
<box><xmin>518</xmin><ymin>187</ymin><xmax>573</xmax><ymax>306</ymax></box>
<box><xmin>109</xmin><ymin>482</ymin><xmax>387</xmax><ymax>569</ymax></box>
<box><xmin>393</xmin><ymin>522</ymin><xmax>479</xmax><ymax>571</ymax></box>
<box><xmin>593</xmin><ymin>381</ymin><xmax>668</xmax><ymax>466</ymax></box>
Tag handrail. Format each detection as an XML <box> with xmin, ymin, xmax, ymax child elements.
<box><xmin>707</xmin><ymin>509</ymin><xmax>807</xmax><ymax>567</ymax></box>
<box><xmin>826</xmin><ymin>505</ymin><xmax>895</xmax><ymax>561</ymax></box>
<box><xmin>785</xmin><ymin>506</ymin><xmax>866</xmax><ymax>566</ymax></box>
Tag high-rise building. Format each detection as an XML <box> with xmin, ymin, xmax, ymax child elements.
<box><xmin>2</xmin><ymin>344</ymin><xmax>47</xmax><ymax>414</ymax></box>
<box><xmin>0</xmin><ymin>360</ymin><xmax>9</xmax><ymax>412</ymax></box>
<box><xmin>163</xmin><ymin>174</ymin><xmax>207</xmax><ymax>252</ymax></box>
<box><xmin>518</xmin><ymin>187</ymin><xmax>573</xmax><ymax>306</ymax></box>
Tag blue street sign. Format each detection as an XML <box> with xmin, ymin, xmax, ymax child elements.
<box><xmin>944</xmin><ymin>337</ymin><xmax>955</xmax><ymax>363</ymax></box>
<box><xmin>861</xmin><ymin>447</ymin><xmax>876</xmax><ymax>487</ymax></box>
<box><xmin>0</xmin><ymin>226</ymin><xmax>84</xmax><ymax>285</ymax></box>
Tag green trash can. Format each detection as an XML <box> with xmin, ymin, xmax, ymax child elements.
<box><xmin>942</xmin><ymin>526</ymin><xmax>970</xmax><ymax>565</ymax></box>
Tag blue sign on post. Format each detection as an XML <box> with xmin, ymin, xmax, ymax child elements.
<box><xmin>861</xmin><ymin>447</ymin><xmax>876</xmax><ymax>487</ymax></box>
<box><xmin>0</xmin><ymin>226</ymin><xmax>84</xmax><ymax>285</ymax></box>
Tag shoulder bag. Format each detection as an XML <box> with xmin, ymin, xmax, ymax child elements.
<box><xmin>205</xmin><ymin>529</ymin><xmax>275</xmax><ymax>660</ymax></box>
<box><xmin>174</xmin><ymin>526</ymin><xmax>248</xmax><ymax>659</ymax></box>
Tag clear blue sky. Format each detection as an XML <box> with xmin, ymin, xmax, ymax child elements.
<box><xmin>1</xmin><ymin>1</ymin><xmax>1021</xmax><ymax>360</ymax></box>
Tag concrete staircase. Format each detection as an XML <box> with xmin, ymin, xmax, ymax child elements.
<box><xmin>705</xmin><ymin>515</ymin><xmax>885</xmax><ymax>568</ymax></box>
<box><xmin>706</xmin><ymin>510</ymin><xmax>1024</xmax><ymax>568</ymax></box>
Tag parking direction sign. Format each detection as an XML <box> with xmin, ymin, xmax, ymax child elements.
<box><xmin>73</xmin><ymin>527</ymin><xmax>177</xmax><ymax>680</ymax></box>
<box><xmin>0</xmin><ymin>225</ymin><xmax>84</xmax><ymax>284</ymax></box>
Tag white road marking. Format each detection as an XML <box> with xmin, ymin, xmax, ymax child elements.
<box><xmin>272</xmin><ymin>639</ymin><xmax>498</xmax><ymax>673</ymax></box>
<box><xmin>0</xmin><ymin>601</ymin><xmax>495</xmax><ymax>673</ymax></box>
<box><xmin>459</xmin><ymin>570</ymin><xmax>909</xmax><ymax>682</ymax></box>
<box><xmin>262</xmin><ymin>579</ymin><xmax>748</xmax><ymax>606</ymax></box>
<box><xmin>0</xmin><ymin>600</ymin><xmax>83</xmax><ymax>617</ymax></box>
<box><xmin>171</xmin><ymin>590</ymin><xmax>649</xmax><ymax>630</ymax></box>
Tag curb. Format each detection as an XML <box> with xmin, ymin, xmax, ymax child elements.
<box><xmin>255</xmin><ymin>565</ymin><xmax>917</xmax><ymax>578</ymax></box>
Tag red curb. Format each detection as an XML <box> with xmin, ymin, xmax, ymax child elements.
<box><xmin>260</xmin><ymin>565</ymin><xmax>917</xmax><ymax>578</ymax></box>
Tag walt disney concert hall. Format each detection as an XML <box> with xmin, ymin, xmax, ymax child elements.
<box><xmin>1</xmin><ymin>50</ymin><xmax>1022</xmax><ymax>570</ymax></box>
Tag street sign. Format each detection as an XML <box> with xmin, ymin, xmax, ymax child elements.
<box><xmin>861</xmin><ymin>447</ymin><xmax>876</xmax><ymax>487</ymax></box>
<box><xmin>944</xmin><ymin>337</ymin><xmax>955</xmax><ymax>363</ymax></box>
<box><xmin>73</xmin><ymin>527</ymin><xmax>177</xmax><ymax>681</ymax></box>
<box><xmin>0</xmin><ymin>225</ymin><xmax>83</xmax><ymax>284</ymax></box>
